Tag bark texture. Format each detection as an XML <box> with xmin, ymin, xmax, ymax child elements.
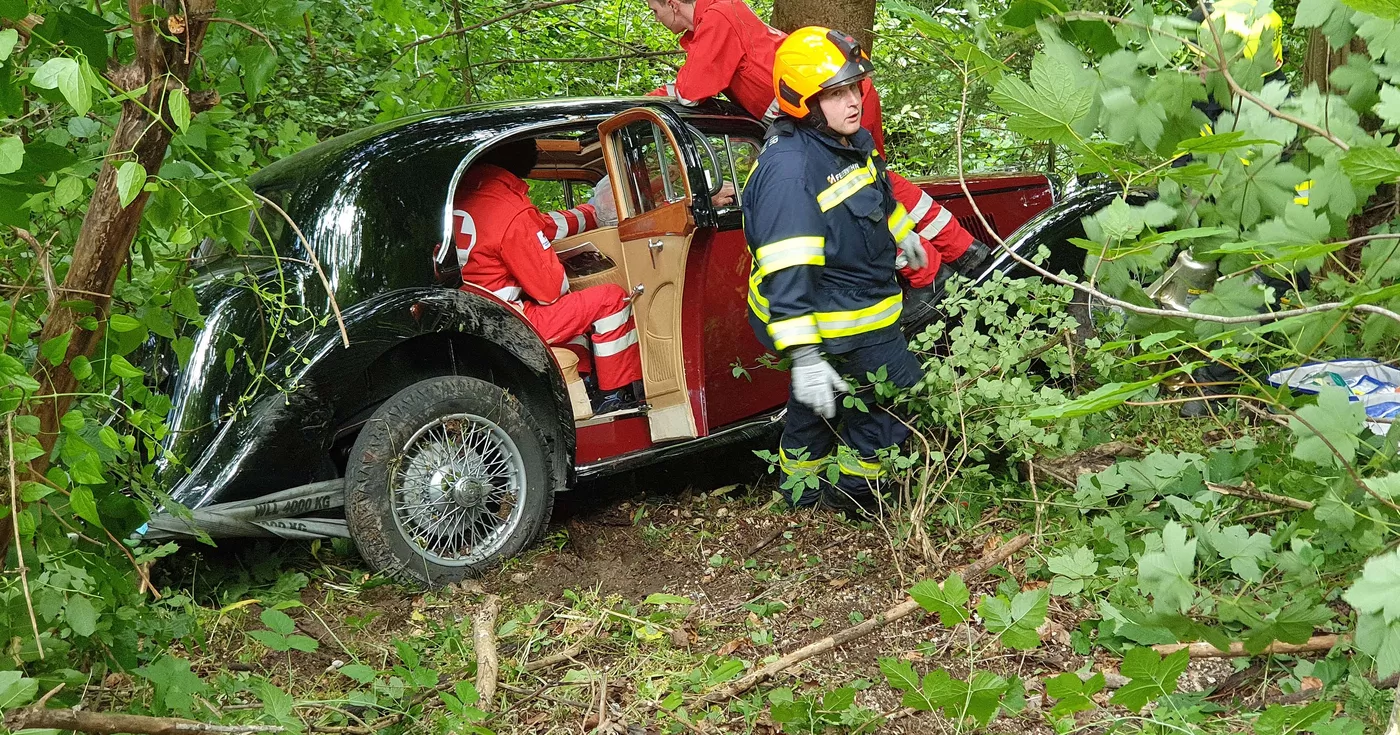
<box><xmin>770</xmin><ymin>0</ymin><xmax>877</xmax><ymax>55</ymax></box>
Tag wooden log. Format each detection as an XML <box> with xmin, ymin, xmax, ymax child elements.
<box><xmin>1152</xmin><ymin>635</ymin><xmax>1343</xmax><ymax>659</ymax></box>
<box><xmin>473</xmin><ymin>594</ymin><xmax>502</xmax><ymax>709</ymax></box>
<box><xmin>2</xmin><ymin>707</ymin><xmax>282</xmax><ymax>734</ymax></box>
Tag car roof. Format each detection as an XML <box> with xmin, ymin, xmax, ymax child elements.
<box><xmin>248</xmin><ymin>96</ymin><xmax>747</xmax><ymax>193</ymax></box>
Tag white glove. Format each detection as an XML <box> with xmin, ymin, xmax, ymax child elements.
<box><xmin>895</xmin><ymin>232</ymin><xmax>929</xmax><ymax>271</ymax></box>
<box><xmin>589</xmin><ymin>175</ymin><xmax>618</xmax><ymax>226</ymax></box>
<box><xmin>789</xmin><ymin>346</ymin><xmax>849</xmax><ymax>419</ymax></box>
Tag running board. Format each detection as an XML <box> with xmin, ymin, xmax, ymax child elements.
<box><xmin>141</xmin><ymin>478</ymin><xmax>349</xmax><ymax>540</ymax></box>
<box><xmin>575</xmin><ymin>409</ymin><xmax>785</xmax><ymax>479</ymax></box>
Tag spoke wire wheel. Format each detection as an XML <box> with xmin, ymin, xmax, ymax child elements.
<box><xmin>390</xmin><ymin>413</ymin><xmax>527</xmax><ymax>567</ymax></box>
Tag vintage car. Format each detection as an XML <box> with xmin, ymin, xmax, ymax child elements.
<box><xmin>141</xmin><ymin>96</ymin><xmax>1084</xmax><ymax>585</ymax></box>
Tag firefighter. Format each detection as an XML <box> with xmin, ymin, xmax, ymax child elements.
<box><xmin>452</xmin><ymin>140</ymin><xmax>643</xmax><ymax>412</ymax></box>
<box><xmin>1190</xmin><ymin>0</ymin><xmax>1285</xmax><ymax>132</ymax></box>
<box><xmin>642</xmin><ymin>0</ymin><xmax>989</xmax><ymax>284</ymax></box>
<box><xmin>744</xmin><ymin>27</ymin><xmax>930</xmax><ymax>513</ymax></box>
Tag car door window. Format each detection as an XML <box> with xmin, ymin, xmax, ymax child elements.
<box><xmin>704</xmin><ymin>135</ymin><xmax>758</xmax><ymax>208</ymax></box>
<box><xmin>615</xmin><ymin>119</ymin><xmax>687</xmax><ymax>219</ymax></box>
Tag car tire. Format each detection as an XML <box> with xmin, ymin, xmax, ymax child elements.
<box><xmin>344</xmin><ymin>375</ymin><xmax>555</xmax><ymax>586</ymax></box>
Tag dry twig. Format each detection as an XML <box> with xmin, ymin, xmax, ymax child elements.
<box><xmin>1152</xmin><ymin>634</ymin><xmax>1343</xmax><ymax>659</ymax></box>
<box><xmin>2</xmin><ymin>707</ymin><xmax>283</xmax><ymax>734</ymax></box>
<box><xmin>474</xmin><ymin>594</ymin><xmax>502</xmax><ymax>709</ymax></box>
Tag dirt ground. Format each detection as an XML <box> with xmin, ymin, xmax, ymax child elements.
<box><xmin>165</xmin><ymin>444</ymin><xmax>1246</xmax><ymax>734</ymax></box>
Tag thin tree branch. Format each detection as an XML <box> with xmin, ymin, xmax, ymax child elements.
<box><xmin>6</xmin><ymin>416</ymin><xmax>44</xmax><ymax>659</ymax></box>
<box><xmin>207</xmin><ymin>17</ymin><xmax>274</xmax><ymax>51</ymax></box>
<box><xmin>471</xmin><ymin>49</ymin><xmax>681</xmax><ymax>68</ymax></box>
<box><xmin>392</xmin><ymin>0</ymin><xmax>592</xmax><ymax>65</ymax></box>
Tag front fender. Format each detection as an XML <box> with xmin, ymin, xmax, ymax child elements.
<box><xmin>167</xmin><ymin>287</ymin><xmax>573</xmax><ymax>509</ymax></box>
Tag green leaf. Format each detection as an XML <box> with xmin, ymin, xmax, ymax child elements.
<box><xmin>0</xmin><ymin>671</ymin><xmax>38</xmax><ymax>712</ymax></box>
<box><xmin>1256</xmin><ymin>701</ymin><xmax>1338</xmax><ymax>735</ymax></box>
<box><xmin>65</xmin><ymin>594</ymin><xmax>97</xmax><ymax>636</ymax></box>
<box><xmin>1045</xmin><ymin>672</ymin><xmax>1101</xmax><ymax>717</ymax></box>
<box><xmin>1343</xmin><ymin>550</ymin><xmax>1400</xmax><ymax>622</ymax></box>
<box><xmin>1175</xmin><ymin>130</ymin><xmax>1279</xmax><ymax>155</ymax></box>
<box><xmin>108</xmin><ymin>313</ymin><xmax>141</xmax><ymax>332</ymax></box>
<box><xmin>1136</xmin><ymin>522</ymin><xmax>1197</xmax><ymax>613</ymax></box>
<box><xmin>879</xmin><ymin>657</ymin><xmax>921</xmax><ymax>692</ymax></box>
<box><xmin>116</xmin><ymin>161</ymin><xmax>147</xmax><ymax>208</ymax></box>
<box><xmin>0</xmin><ymin>28</ymin><xmax>16</xmax><ymax>61</ymax></box>
<box><xmin>0</xmin><ymin>353</ymin><xmax>40</xmax><ymax>392</ymax></box>
<box><xmin>0</xmin><ymin>135</ymin><xmax>21</xmax><ymax>175</ymax></box>
<box><xmin>1354</xmin><ymin>611</ymin><xmax>1400</xmax><ymax>678</ymax></box>
<box><xmin>989</xmin><ymin>52</ymin><xmax>1092</xmax><ymax>145</ymax></box>
<box><xmin>31</xmin><ymin>56</ymin><xmax>91</xmax><ymax>115</ymax></box>
<box><xmin>40</xmin><ymin>331</ymin><xmax>71</xmax><ymax>365</ymax></box>
<box><xmin>1290</xmin><ymin>387</ymin><xmax>1366</xmax><ymax>467</ymax></box>
<box><xmin>135</xmin><ymin>655</ymin><xmax>208</xmax><ymax>715</ymax></box>
<box><xmin>1110</xmin><ymin>648</ymin><xmax>1190</xmax><ymax>712</ymax></box>
<box><xmin>69</xmin><ymin>485</ymin><xmax>103</xmax><ymax>527</ymax></box>
<box><xmin>978</xmin><ymin>589</ymin><xmax>1047</xmax><ymax>650</ymax></box>
<box><xmin>168</xmin><ymin>88</ymin><xmax>191</xmax><ymax>131</ymax></box>
<box><xmin>286</xmin><ymin>635</ymin><xmax>319</xmax><ymax>652</ymax></box>
<box><xmin>1340</xmin><ymin>0</ymin><xmax>1400</xmax><ymax>20</ymax></box>
<box><xmin>108</xmin><ymin>354</ymin><xmax>144</xmax><ymax>379</ymax></box>
<box><xmin>12</xmin><ymin>414</ymin><xmax>37</xmax><ymax>435</ymax></box>
<box><xmin>171</xmin><ymin>287</ymin><xmax>201</xmax><ymax>319</ymax></box>
<box><xmin>1026</xmin><ymin>376</ymin><xmax>1164</xmax><ymax>420</ymax></box>
<box><xmin>1209</xmin><ymin>525</ymin><xmax>1272</xmax><ymax>583</ymax></box>
<box><xmin>643</xmin><ymin>593</ymin><xmax>694</xmax><ymax>607</ymax></box>
<box><xmin>248</xmin><ymin>629</ymin><xmax>290</xmax><ymax>652</ymax></box>
<box><xmin>908</xmin><ymin>574</ymin><xmax>970</xmax><ymax>626</ymax></box>
<box><xmin>1340</xmin><ymin>145</ymin><xmax>1400</xmax><ymax>185</ymax></box>
<box><xmin>260</xmin><ymin>608</ymin><xmax>298</xmax><ymax>635</ymax></box>
<box><xmin>1047</xmin><ymin>546</ymin><xmax>1099</xmax><ymax>595</ymax></box>
<box><xmin>70</xmin><ymin>355</ymin><xmax>91</xmax><ymax>380</ymax></box>
<box><xmin>338</xmin><ymin>664</ymin><xmax>376</xmax><ymax>684</ymax></box>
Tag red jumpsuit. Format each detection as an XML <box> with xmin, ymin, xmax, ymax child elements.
<box><xmin>645</xmin><ymin>0</ymin><xmax>974</xmax><ymax>286</ymax></box>
<box><xmin>453</xmin><ymin>165</ymin><xmax>643</xmax><ymax>391</ymax></box>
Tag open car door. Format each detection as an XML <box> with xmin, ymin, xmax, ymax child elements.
<box><xmin>598</xmin><ymin>108</ymin><xmax>700</xmax><ymax>442</ymax></box>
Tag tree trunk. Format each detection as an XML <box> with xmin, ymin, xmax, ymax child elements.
<box><xmin>1</xmin><ymin>0</ymin><xmax>218</xmax><ymax>560</ymax></box>
<box><xmin>770</xmin><ymin>0</ymin><xmax>877</xmax><ymax>56</ymax></box>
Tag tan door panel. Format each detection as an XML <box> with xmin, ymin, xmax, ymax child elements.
<box><xmin>598</xmin><ymin>109</ymin><xmax>700</xmax><ymax>442</ymax></box>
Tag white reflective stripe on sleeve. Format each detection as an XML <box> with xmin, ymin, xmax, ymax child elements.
<box><xmin>592</xmin><ymin>304</ymin><xmax>633</xmax><ymax>334</ymax></box>
<box><xmin>909</xmin><ymin>193</ymin><xmax>934</xmax><ymax>223</ymax></box>
<box><xmin>547</xmin><ymin>210</ymin><xmax>569</xmax><ymax>239</ymax></box>
<box><xmin>560</xmin><ymin>277</ymin><xmax>570</xmax><ymax>296</ymax></box>
<box><xmin>763</xmin><ymin>98</ymin><xmax>780</xmax><ymax>122</ymax></box>
<box><xmin>492</xmin><ymin>286</ymin><xmax>523</xmax><ymax>302</ymax></box>
<box><xmin>919</xmin><ymin>207</ymin><xmax>953</xmax><ymax>240</ymax></box>
<box><xmin>593</xmin><ymin>329</ymin><xmax>639</xmax><ymax>357</ymax></box>
<box><xmin>567</xmin><ymin>335</ymin><xmax>589</xmax><ymax>347</ymax></box>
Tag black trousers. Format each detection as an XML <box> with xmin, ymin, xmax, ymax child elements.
<box><xmin>778</xmin><ymin>336</ymin><xmax>923</xmax><ymax>507</ymax></box>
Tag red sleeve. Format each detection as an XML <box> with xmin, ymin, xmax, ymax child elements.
<box><xmin>646</xmin><ymin>86</ymin><xmax>669</xmax><ymax>97</ymax></box>
<box><xmin>860</xmin><ymin>79</ymin><xmax>886</xmax><ymax>158</ymax></box>
<box><xmin>889</xmin><ymin>170</ymin><xmax>973</xmax><ymax>263</ymax></box>
<box><xmin>540</xmin><ymin>204</ymin><xmax>598</xmax><ymax>242</ymax></box>
<box><xmin>673</xmin><ymin>11</ymin><xmax>742</xmax><ymax>105</ymax></box>
<box><xmin>500</xmin><ymin>210</ymin><xmax>568</xmax><ymax>304</ymax></box>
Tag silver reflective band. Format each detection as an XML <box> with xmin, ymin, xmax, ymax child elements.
<box><xmin>492</xmin><ymin>286</ymin><xmax>523</xmax><ymax>302</ymax></box>
<box><xmin>592</xmin><ymin>305</ymin><xmax>633</xmax><ymax>334</ymax></box>
<box><xmin>593</xmin><ymin>329</ymin><xmax>639</xmax><ymax>357</ymax></box>
<box><xmin>548</xmin><ymin>210</ymin><xmax>569</xmax><ymax>238</ymax></box>
<box><xmin>919</xmin><ymin>207</ymin><xmax>953</xmax><ymax>239</ymax></box>
<box><xmin>909</xmin><ymin>193</ymin><xmax>934</xmax><ymax>223</ymax></box>
<box><xmin>815</xmin><ymin>298</ymin><xmax>902</xmax><ymax>334</ymax></box>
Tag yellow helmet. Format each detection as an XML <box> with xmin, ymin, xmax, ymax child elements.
<box><xmin>773</xmin><ymin>27</ymin><xmax>874</xmax><ymax>119</ymax></box>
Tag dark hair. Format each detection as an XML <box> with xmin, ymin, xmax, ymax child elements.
<box><xmin>477</xmin><ymin>138</ymin><xmax>540</xmax><ymax>179</ymax></box>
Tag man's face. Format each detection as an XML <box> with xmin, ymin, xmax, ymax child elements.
<box><xmin>816</xmin><ymin>81</ymin><xmax>864</xmax><ymax>137</ymax></box>
<box><xmin>647</xmin><ymin>0</ymin><xmax>688</xmax><ymax>34</ymax></box>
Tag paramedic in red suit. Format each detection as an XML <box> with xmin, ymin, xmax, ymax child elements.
<box><xmin>452</xmin><ymin>140</ymin><xmax>643</xmax><ymax>407</ymax></box>
<box><xmin>642</xmin><ymin>0</ymin><xmax>990</xmax><ymax>285</ymax></box>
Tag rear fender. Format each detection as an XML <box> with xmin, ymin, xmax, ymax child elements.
<box><xmin>169</xmin><ymin>287</ymin><xmax>573</xmax><ymax>510</ymax></box>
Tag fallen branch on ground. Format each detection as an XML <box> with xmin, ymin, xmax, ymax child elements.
<box><xmin>1152</xmin><ymin>634</ymin><xmax>1343</xmax><ymax>659</ymax></box>
<box><xmin>696</xmin><ymin>533</ymin><xmax>1032</xmax><ymax>704</ymax></box>
<box><xmin>2</xmin><ymin>707</ymin><xmax>283</xmax><ymax>734</ymax></box>
<box><xmin>474</xmin><ymin>594</ymin><xmax>502</xmax><ymax>709</ymax></box>
<box><xmin>521</xmin><ymin>633</ymin><xmax>592</xmax><ymax>673</ymax></box>
<box><xmin>1205</xmin><ymin>481</ymin><xmax>1314</xmax><ymax>511</ymax></box>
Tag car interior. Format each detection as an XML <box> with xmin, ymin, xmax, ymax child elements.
<box><xmin>440</xmin><ymin>110</ymin><xmax>759</xmax><ymax>443</ymax></box>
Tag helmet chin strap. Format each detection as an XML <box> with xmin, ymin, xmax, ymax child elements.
<box><xmin>802</xmin><ymin>105</ymin><xmax>841</xmax><ymax>140</ymax></box>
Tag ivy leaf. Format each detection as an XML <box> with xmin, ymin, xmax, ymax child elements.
<box><xmin>908</xmin><ymin>574</ymin><xmax>970</xmax><ymax>626</ymax></box>
<box><xmin>116</xmin><ymin>161</ymin><xmax>147</xmax><ymax>208</ymax></box>
<box><xmin>168</xmin><ymin>88</ymin><xmax>191</xmax><ymax>131</ymax></box>
<box><xmin>1290</xmin><ymin>387</ymin><xmax>1365</xmax><ymax>467</ymax></box>
<box><xmin>40</xmin><ymin>331</ymin><xmax>71</xmax><ymax>365</ymax></box>
<box><xmin>260</xmin><ymin>608</ymin><xmax>298</xmax><ymax>635</ymax></box>
<box><xmin>1110</xmin><ymin>648</ymin><xmax>1190</xmax><ymax>712</ymax></box>
<box><xmin>31</xmin><ymin>56</ymin><xmax>91</xmax><ymax>115</ymax></box>
<box><xmin>989</xmin><ymin>52</ymin><xmax>1092</xmax><ymax>145</ymax></box>
<box><xmin>978</xmin><ymin>588</ymin><xmax>1047</xmax><ymax>650</ymax></box>
<box><xmin>1136</xmin><ymin>522</ymin><xmax>1197</xmax><ymax>613</ymax></box>
<box><xmin>65</xmin><ymin>594</ymin><xmax>97</xmax><ymax>636</ymax></box>
<box><xmin>69</xmin><ymin>485</ymin><xmax>103</xmax><ymax>527</ymax></box>
<box><xmin>0</xmin><ymin>135</ymin><xmax>21</xmax><ymax>175</ymax></box>
<box><xmin>108</xmin><ymin>354</ymin><xmax>144</xmax><ymax>379</ymax></box>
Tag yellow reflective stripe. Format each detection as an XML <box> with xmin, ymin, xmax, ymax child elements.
<box><xmin>888</xmin><ymin>203</ymin><xmax>915</xmax><ymax>241</ymax></box>
<box><xmin>817</xmin><ymin>163</ymin><xmax>877</xmax><ymax>212</ymax></box>
<box><xmin>814</xmin><ymin>294</ymin><xmax>903</xmax><ymax>339</ymax></box>
<box><xmin>1294</xmin><ymin>179</ymin><xmax>1312</xmax><ymax>206</ymax></box>
<box><xmin>754</xmin><ymin>236</ymin><xmax>826</xmax><ymax>276</ymax></box>
<box><xmin>838</xmin><ymin>455</ymin><xmax>883</xmax><ymax>479</ymax></box>
<box><xmin>780</xmin><ymin>449</ymin><xmax>830</xmax><ymax>474</ymax></box>
<box><xmin>1200</xmin><ymin>122</ymin><xmax>1213</xmax><ymax>137</ymax></box>
<box><xmin>747</xmin><ymin>270</ymin><xmax>771</xmax><ymax>321</ymax></box>
<box><xmin>768</xmin><ymin>314</ymin><xmax>820</xmax><ymax>350</ymax></box>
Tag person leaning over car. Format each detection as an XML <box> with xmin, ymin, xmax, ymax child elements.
<box><xmin>452</xmin><ymin>140</ymin><xmax>644</xmax><ymax>413</ymax></box>
<box><xmin>744</xmin><ymin>27</ymin><xmax>930</xmax><ymax>513</ymax></box>
<box><xmin>641</xmin><ymin>0</ymin><xmax>991</xmax><ymax>287</ymax></box>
